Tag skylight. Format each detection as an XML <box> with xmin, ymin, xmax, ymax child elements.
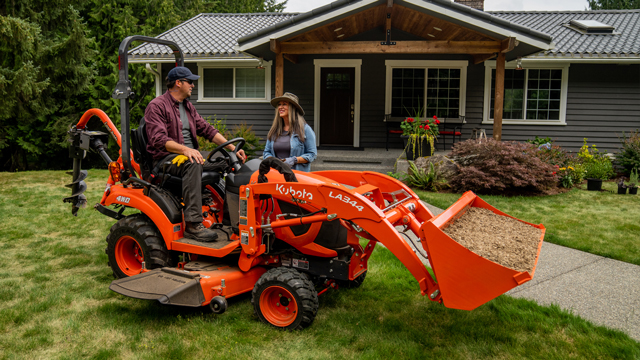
<box><xmin>570</xmin><ymin>19</ymin><xmax>615</xmax><ymax>34</ymax></box>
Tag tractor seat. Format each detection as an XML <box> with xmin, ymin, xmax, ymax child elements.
<box><xmin>131</xmin><ymin>117</ymin><xmax>220</xmax><ymax>194</ymax></box>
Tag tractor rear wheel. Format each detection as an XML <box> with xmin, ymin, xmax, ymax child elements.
<box><xmin>105</xmin><ymin>214</ymin><xmax>171</xmax><ymax>278</ymax></box>
<box><xmin>252</xmin><ymin>268</ymin><xmax>318</xmax><ymax>330</ymax></box>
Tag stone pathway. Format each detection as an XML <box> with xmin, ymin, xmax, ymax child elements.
<box><xmin>400</xmin><ymin>202</ymin><xmax>640</xmax><ymax>341</ymax></box>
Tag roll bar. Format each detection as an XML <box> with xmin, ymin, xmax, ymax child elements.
<box><xmin>112</xmin><ymin>35</ymin><xmax>185</xmax><ymax>179</ymax></box>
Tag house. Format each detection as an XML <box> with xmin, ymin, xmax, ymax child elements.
<box><xmin>128</xmin><ymin>0</ymin><xmax>640</xmax><ymax>152</ymax></box>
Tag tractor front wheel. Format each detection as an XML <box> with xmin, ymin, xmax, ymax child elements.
<box><xmin>252</xmin><ymin>268</ymin><xmax>318</xmax><ymax>330</ymax></box>
<box><xmin>106</xmin><ymin>214</ymin><xmax>171</xmax><ymax>278</ymax></box>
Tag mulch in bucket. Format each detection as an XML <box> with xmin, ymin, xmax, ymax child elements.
<box><xmin>442</xmin><ymin>207</ymin><xmax>542</xmax><ymax>273</ymax></box>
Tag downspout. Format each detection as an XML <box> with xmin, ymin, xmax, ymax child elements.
<box><xmin>145</xmin><ymin>63</ymin><xmax>162</xmax><ymax>97</ymax></box>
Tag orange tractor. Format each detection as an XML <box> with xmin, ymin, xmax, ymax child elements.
<box><xmin>65</xmin><ymin>36</ymin><xmax>544</xmax><ymax>329</ymax></box>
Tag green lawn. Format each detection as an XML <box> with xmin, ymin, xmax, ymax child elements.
<box><xmin>0</xmin><ymin>170</ymin><xmax>638</xmax><ymax>359</ymax></box>
<box><xmin>415</xmin><ymin>182</ymin><xmax>640</xmax><ymax>266</ymax></box>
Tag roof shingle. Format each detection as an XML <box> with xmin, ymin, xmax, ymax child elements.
<box><xmin>489</xmin><ymin>10</ymin><xmax>640</xmax><ymax>58</ymax></box>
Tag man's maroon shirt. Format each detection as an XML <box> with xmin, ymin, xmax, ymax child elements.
<box><xmin>145</xmin><ymin>91</ymin><xmax>219</xmax><ymax>160</ymax></box>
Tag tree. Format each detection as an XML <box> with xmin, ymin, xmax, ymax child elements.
<box><xmin>0</xmin><ymin>0</ymin><xmax>287</xmax><ymax>170</ymax></box>
<box><xmin>0</xmin><ymin>0</ymin><xmax>95</xmax><ymax>171</ymax></box>
<box><xmin>587</xmin><ymin>0</ymin><xmax>640</xmax><ymax>9</ymax></box>
<box><xmin>77</xmin><ymin>0</ymin><xmax>288</xmax><ymax>158</ymax></box>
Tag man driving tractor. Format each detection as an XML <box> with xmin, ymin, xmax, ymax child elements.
<box><xmin>144</xmin><ymin>66</ymin><xmax>246</xmax><ymax>242</ymax></box>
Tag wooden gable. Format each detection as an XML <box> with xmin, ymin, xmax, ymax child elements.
<box><xmin>285</xmin><ymin>4</ymin><xmax>497</xmax><ymax>45</ymax></box>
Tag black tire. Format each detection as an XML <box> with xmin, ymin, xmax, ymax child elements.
<box><xmin>105</xmin><ymin>214</ymin><xmax>172</xmax><ymax>279</ymax></box>
<box><xmin>338</xmin><ymin>270</ymin><xmax>367</xmax><ymax>289</ymax></box>
<box><xmin>252</xmin><ymin>267</ymin><xmax>319</xmax><ymax>330</ymax></box>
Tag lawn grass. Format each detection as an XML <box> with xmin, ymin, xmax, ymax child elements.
<box><xmin>0</xmin><ymin>170</ymin><xmax>638</xmax><ymax>359</ymax></box>
<box><xmin>415</xmin><ymin>181</ymin><xmax>640</xmax><ymax>266</ymax></box>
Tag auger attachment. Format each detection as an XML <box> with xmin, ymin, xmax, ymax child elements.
<box><xmin>64</xmin><ymin>127</ymin><xmax>110</xmax><ymax>216</ymax></box>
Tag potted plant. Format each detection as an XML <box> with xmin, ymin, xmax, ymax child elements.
<box><xmin>400</xmin><ymin>115</ymin><xmax>440</xmax><ymax>161</ymax></box>
<box><xmin>580</xmin><ymin>139</ymin><xmax>613</xmax><ymax>191</ymax></box>
<box><xmin>627</xmin><ymin>168</ymin><xmax>638</xmax><ymax>195</ymax></box>
<box><xmin>617</xmin><ymin>178</ymin><xmax>627</xmax><ymax>194</ymax></box>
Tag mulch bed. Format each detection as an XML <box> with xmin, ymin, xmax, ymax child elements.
<box><xmin>442</xmin><ymin>207</ymin><xmax>542</xmax><ymax>273</ymax></box>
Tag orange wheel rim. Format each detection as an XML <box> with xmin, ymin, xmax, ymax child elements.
<box><xmin>115</xmin><ymin>235</ymin><xmax>143</xmax><ymax>276</ymax></box>
<box><xmin>259</xmin><ymin>285</ymin><xmax>298</xmax><ymax>327</ymax></box>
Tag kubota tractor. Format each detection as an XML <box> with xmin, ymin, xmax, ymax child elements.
<box><xmin>64</xmin><ymin>36</ymin><xmax>545</xmax><ymax>329</ymax></box>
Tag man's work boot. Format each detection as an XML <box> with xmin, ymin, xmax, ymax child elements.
<box><xmin>184</xmin><ymin>222</ymin><xmax>218</xmax><ymax>242</ymax></box>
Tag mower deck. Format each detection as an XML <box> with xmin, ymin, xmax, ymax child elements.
<box><xmin>110</xmin><ymin>262</ymin><xmax>267</xmax><ymax>308</ymax></box>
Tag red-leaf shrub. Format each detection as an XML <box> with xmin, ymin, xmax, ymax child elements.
<box><xmin>449</xmin><ymin>139</ymin><xmax>558</xmax><ymax>194</ymax></box>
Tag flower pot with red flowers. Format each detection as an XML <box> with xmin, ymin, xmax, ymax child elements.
<box><xmin>400</xmin><ymin>116</ymin><xmax>440</xmax><ymax>160</ymax></box>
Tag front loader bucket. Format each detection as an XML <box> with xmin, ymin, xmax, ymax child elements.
<box><xmin>420</xmin><ymin>191</ymin><xmax>544</xmax><ymax>310</ymax></box>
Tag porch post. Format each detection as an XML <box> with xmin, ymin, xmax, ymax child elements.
<box><xmin>493</xmin><ymin>52</ymin><xmax>505</xmax><ymax>141</ymax></box>
<box><xmin>275</xmin><ymin>52</ymin><xmax>284</xmax><ymax>97</ymax></box>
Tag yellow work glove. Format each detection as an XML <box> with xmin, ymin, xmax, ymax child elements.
<box><xmin>171</xmin><ymin>155</ymin><xmax>189</xmax><ymax>167</ymax></box>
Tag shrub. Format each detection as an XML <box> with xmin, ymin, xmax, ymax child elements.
<box><xmin>557</xmin><ymin>162</ymin><xmax>586</xmax><ymax>188</ymax></box>
<box><xmin>617</xmin><ymin>130</ymin><xmax>640</xmax><ymax>175</ymax></box>
<box><xmin>406</xmin><ymin>162</ymin><xmax>447</xmax><ymax>191</ymax></box>
<box><xmin>578</xmin><ymin>139</ymin><xmax>614</xmax><ymax>180</ymax></box>
<box><xmin>198</xmin><ymin>117</ymin><xmax>263</xmax><ymax>159</ymax></box>
<box><xmin>448</xmin><ymin>139</ymin><xmax>557</xmax><ymax>194</ymax></box>
<box><xmin>535</xmin><ymin>144</ymin><xmax>585</xmax><ymax>188</ymax></box>
<box><xmin>526</xmin><ymin>136</ymin><xmax>552</xmax><ymax>147</ymax></box>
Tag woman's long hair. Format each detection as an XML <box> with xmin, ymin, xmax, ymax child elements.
<box><xmin>267</xmin><ymin>103</ymin><xmax>307</xmax><ymax>142</ymax></box>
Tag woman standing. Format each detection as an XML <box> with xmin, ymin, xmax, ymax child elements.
<box><xmin>263</xmin><ymin>92</ymin><xmax>317</xmax><ymax>172</ymax></box>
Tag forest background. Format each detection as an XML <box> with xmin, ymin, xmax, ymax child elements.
<box><xmin>0</xmin><ymin>0</ymin><xmax>635</xmax><ymax>171</ymax></box>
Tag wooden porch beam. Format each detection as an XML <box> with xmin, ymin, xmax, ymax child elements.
<box><xmin>275</xmin><ymin>52</ymin><xmax>283</xmax><ymax>97</ymax></box>
<box><xmin>501</xmin><ymin>37</ymin><xmax>516</xmax><ymax>53</ymax></box>
<box><xmin>473</xmin><ymin>53</ymin><xmax>497</xmax><ymax>64</ymax></box>
<box><xmin>270</xmin><ymin>39</ymin><xmax>281</xmax><ymax>54</ymax></box>
<box><xmin>493</xmin><ymin>52</ymin><xmax>505</xmax><ymax>141</ymax></box>
<box><xmin>280</xmin><ymin>41</ymin><xmax>503</xmax><ymax>54</ymax></box>
<box><xmin>284</xmin><ymin>54</ymin><xmax>298</xmax><ymax>64</ymax></box>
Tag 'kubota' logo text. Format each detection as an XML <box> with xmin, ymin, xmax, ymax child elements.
<box><xmin>116</xmin><ymin>196</ymin><xmax>131</xmax><ymax>204</ymax></box>
<box><xmin>329</xmin><ymin>191</ymin><xmax>364</xmax><ymax>212</ymax></box>
<box><xmin>275</xmin><ymin>184</ymin><xmax>313</xmax><ymax>200</ymax></box>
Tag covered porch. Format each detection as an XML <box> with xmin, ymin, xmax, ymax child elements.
<box><xmin>237</xmin><ymin>0</ymin><xmax>553</xmax><ymax>150</ymax></box>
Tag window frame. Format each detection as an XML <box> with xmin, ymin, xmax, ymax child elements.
<box><xmin>483</xmin><ymin>60</ymin><xmax>570</xmax><ymax>125</ymax></box>
<box><xmin>197</xmin><ymin>60</ymin><xmax>272</xmax><ymax>103</ymax></box>
<box><xmin>384</xmin><ymin>60</ymin><xmax>468</xmax><ymax>120</ymax></box>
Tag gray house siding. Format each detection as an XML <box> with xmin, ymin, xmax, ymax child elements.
<box><xmin>160</xmin><ymin>61</ymin><xmax>639</xmax><ymax>153</ymax></box>
<box><xmin>478</xmin><ymin>63</ymin><xmax>640</xmax><ymax>152</ymax></box>
<box><xmin>160</xmin><ymin>63</ymin><xmax>276</xmax><ymax>143</ymax></box>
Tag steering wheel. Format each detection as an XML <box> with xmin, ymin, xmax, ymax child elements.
<box><xmin>206</xmin><ymin>137</ymin><xmax>246</xmax><ymax>173</ymax></box>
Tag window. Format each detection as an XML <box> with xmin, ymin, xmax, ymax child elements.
<box><xmin>484</xmin><ymin>62</ymin><xmax>569</xmax><ymax>125</ymax></box>
<box><xmin>386</xmin><ymin>60</ymin><xmax>467</xmax><ymax>119</ymax></box>
<box><xmin>198</xmin><ymin>61</ymin><xmax>271</xmax><ymax>102</ymax></box>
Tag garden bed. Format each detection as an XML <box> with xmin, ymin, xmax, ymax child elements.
<box><xmin>442</xmin><ymin>207</ymin><xmax>542</xmax><ymax>272</ymax></box>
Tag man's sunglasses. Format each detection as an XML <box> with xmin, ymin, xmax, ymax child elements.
<box><xmin>179</xmin><ymin>78</ymin><xmax>193</xmax><ymax>85</ymax></box>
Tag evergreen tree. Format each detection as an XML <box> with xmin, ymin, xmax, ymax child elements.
<box><xmin>0</xmin><ymin>0</ymin><xmax>286</xmax><ymax>170</ymax></box>
<box><xmin>587</xmin><ymin>0</ymin><xmax>640</xmax><ymax>9</ymax></box>
<box><xmin>78</xmin><ymin>0</ymin><xmax>288</xmax><ymax>155</ymax></box>
<box><xmin>0</xmin><ymin>0</ymin><xmax>95</xmax><ymax>170</ymax></box>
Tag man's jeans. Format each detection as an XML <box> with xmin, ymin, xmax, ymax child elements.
<box><xmin>154</xmin><ymin>154</ymin><xmax>221</xmax><ymax>223</ymax></box>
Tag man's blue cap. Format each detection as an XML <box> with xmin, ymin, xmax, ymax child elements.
<box><xmin>167</xmin><ymin>66</ymin><xmax>200</xmax><ymax>82</ymax></box>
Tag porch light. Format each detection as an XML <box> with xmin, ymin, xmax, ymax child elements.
<box><xmin>256</xmin><ymin>57</ymin><xmax>264</xmax><ymax>70</ymax></box>
<box><xmin>516</xmin><ymin>57</ymin><xmax>523</xmax><ymax>70</ymax></box>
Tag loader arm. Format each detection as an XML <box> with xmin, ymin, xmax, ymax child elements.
<box><xmin>238</xmin><ymin>170</ymin><xmax>443</xmax><ymax>302</ymax></box>
<box><xmin>240</xmin><ymin>169</ymin><xmax>544</xmax><ymax>310</ymax></box>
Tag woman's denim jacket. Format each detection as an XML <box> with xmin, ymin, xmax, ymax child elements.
<box><xmin>263</xmin><ymin>124</ymin><xmax>317</xmax><ymax>172</ymax></box>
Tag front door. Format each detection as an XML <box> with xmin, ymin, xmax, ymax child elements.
<box><xmin>320</xmin><ymin>67</ymin><xmax>355</xmax><ymax>146</ymax></box>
